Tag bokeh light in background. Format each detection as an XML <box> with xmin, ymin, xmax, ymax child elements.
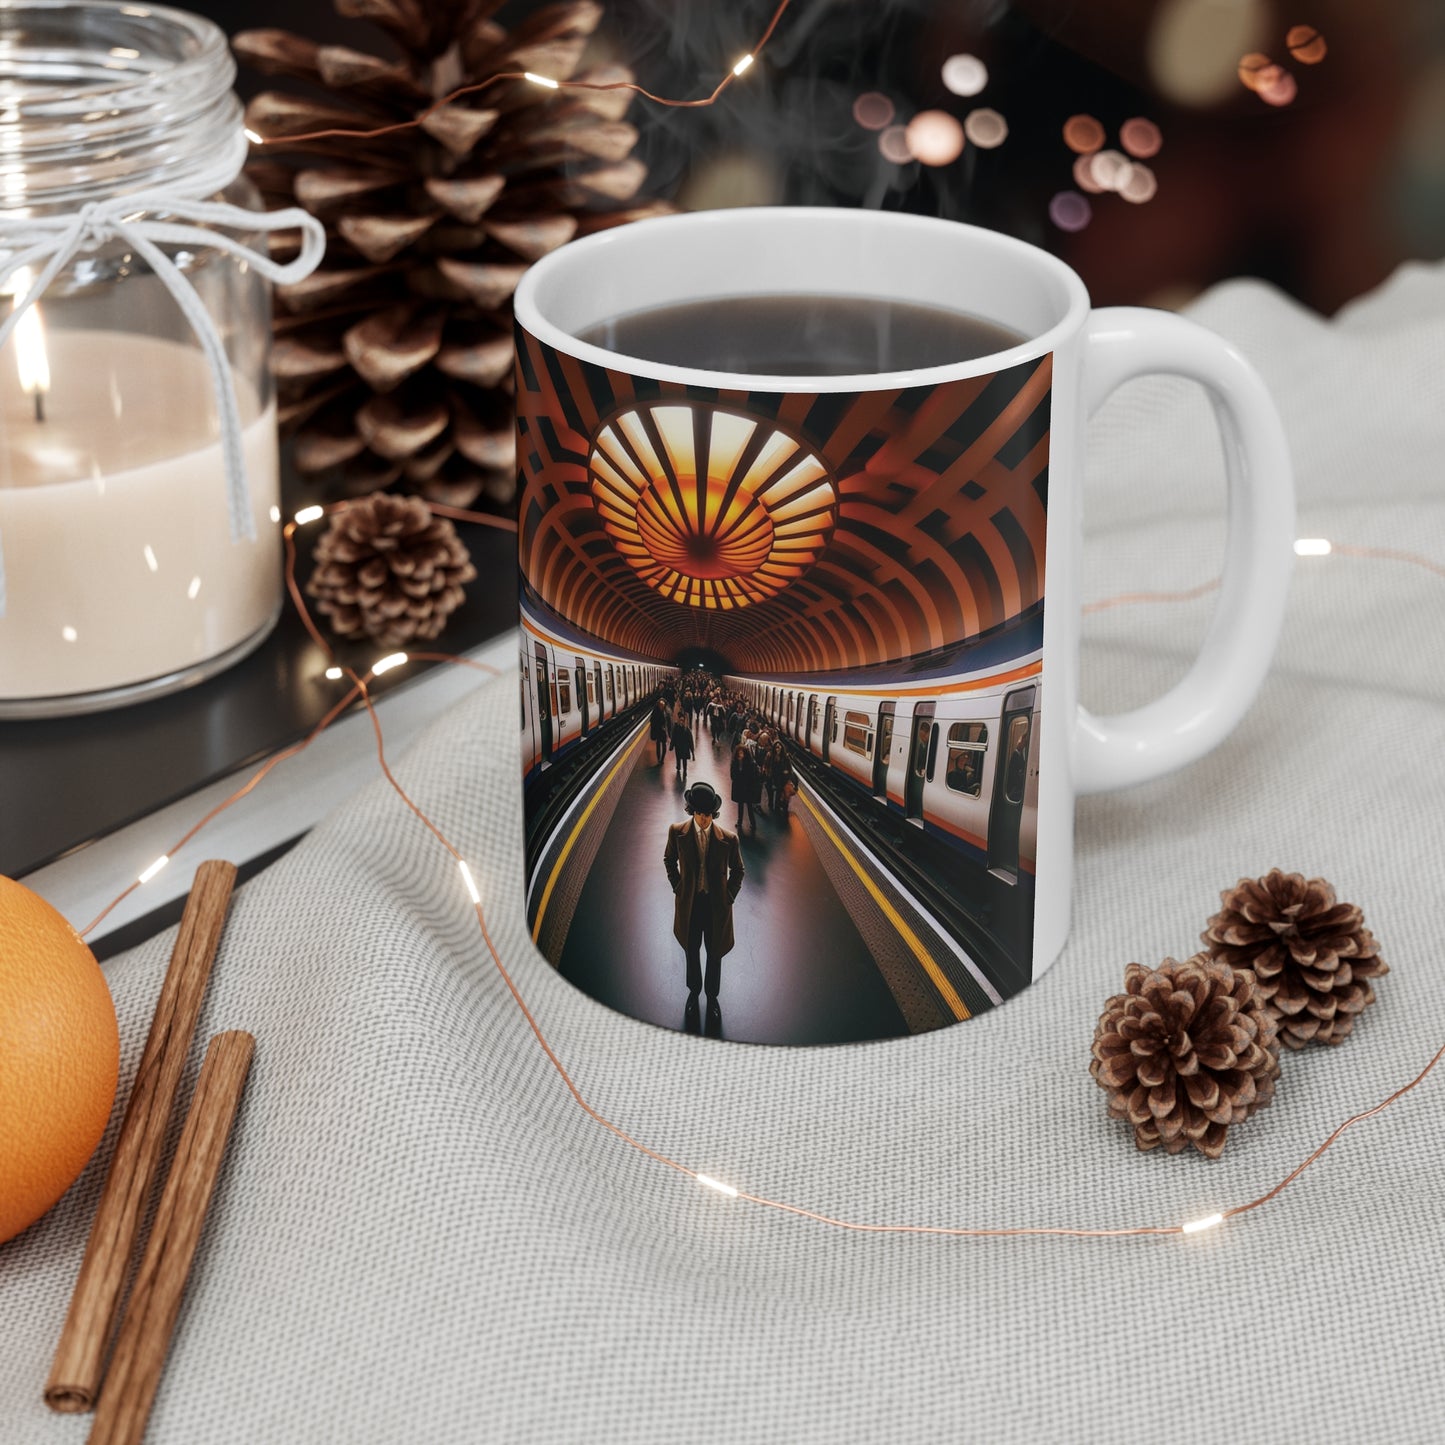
<box><xmin>852</xmin><ymin>91</ymin><xmax>895</xmax><ymax>131</ymax></box>
<box><xmin>878</xmin><ymin>125</ymin><xmax>913</xmax><ymax>164</ymax></box>
<box><xmin>1118</xmin><ymin>164</ymin><xmax>1159</xmax><ymax>203</ymax></box>
<box><xmin>1257</xmin><ymin>66</ymin><xmax>1299</xmax><ymax>106</ymax></box>
<box><xmin>1063</xmin><ymin>114</ymin><xmax>1106</xmax><ymax>154</ymax></box>
<box><xmin>1148</xmin><ymin>0</ymin><xmax>1269</xmax><ymax>106</ymax></box>
<box><xmin>963</xmin><ymin>108</ymin><xmax>1009</xmax><ymax>149</ymax></box>
<box><xmin>1287</xmin><ymin>24</ymin><xmax>1328</xmax><ymax>63</ymax></box>
<box><xmin>1049</xmin><ymin>191</ymin><xmax>1092</xmax><ymax>232</ymax></box>
<box><xmin>1119</xmin><ymin>118</ymin><xmax>1163</xmax><ymax>158</ymax></box>
<box><xmin>675</xmin><ymin>152</ymin><xmax>782</xmax><ymax>211</ymax></box>
<box><xmin>1237</xmin><ymin>52</ymin><xmax>1273</xmax><ymax>91</ymax></box>
<box><xmin>941</xmin><ymin>53</ymin><xmax>989</xmax><ymax>97</ymax></box>
<box><xmin>905</xmin><ymin>109</ymin><xmax>966</xmax><ymax>166</ymax></box>
<box><xmin>365</xmin><ymin>0</ymin><xmax>1440</xmax><ymax>316</ymax></box>
<box><xmin>1073</xmin><ymin>154</ymin><xmax>1105</xmax><ymax>193</ymax></box>
<box><xmin>1087</xmin><ymin>149</ymin><xmax>1131</xmax><ymax>191</ymax></box>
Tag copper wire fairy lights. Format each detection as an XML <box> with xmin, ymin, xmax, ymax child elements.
<box><xmin>244</xmin><ymin>0</ymin><xmax>796</xmax><ymax>148</ymax></box>
<box><xmin>69</xmin><ymin>5</ymin><xmax>1444</xmax><ymax>1245</ymax></box>
<box><xmin>73</xmin><ymin>494</ymin><xmax>1445</xmax><ymax>1244</ymax></box>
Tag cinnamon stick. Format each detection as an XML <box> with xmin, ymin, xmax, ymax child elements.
<box><xmin>46</xmin><ymin>860</ymin><xmax>238</xmax><ymax>1413</ymax></box>
<box><xmin>87</xmin><ymin>1032</ymin><xmax>255</xmax><ymax>1445</ymax></box>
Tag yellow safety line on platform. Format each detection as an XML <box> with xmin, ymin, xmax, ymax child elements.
<box><xmin>532</xmin><ymin>726</ymin><xmax>650</xmax><ymax>944</ymax></box>
<box><xmin>797</xmin><ymin>789</ymin><xmax>970</xmax><ymax>1022</ymax></box>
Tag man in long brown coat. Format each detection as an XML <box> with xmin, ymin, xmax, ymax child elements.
<box><xmin>663</xmin><ymin>781</ymin><xmax>744</xmax><ymax>1005</ymax></box>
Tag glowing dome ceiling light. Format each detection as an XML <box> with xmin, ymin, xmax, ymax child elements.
<box><xmin>588</xmin><ymin>404</ymin><xmax>839</xmax><ymax>609</ymax></box>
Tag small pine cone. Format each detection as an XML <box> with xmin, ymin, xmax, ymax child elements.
<box><xmin>307</xmin><ymin>494</ymin><xmax>476</xmax><ymax>647</ymax></box>
<box><xmin>1091</xmin><ymin>956</ymin><xmax>1281</xmax><ymax>1159</ymax></box>
<box><xmin>1202</xmin><ymin>870</ymin><xmax>1388</xmax><ymax>1050</ymax></box>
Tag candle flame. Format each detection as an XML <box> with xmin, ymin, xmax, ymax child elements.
<box><xmin>6</xmin><ymin>267</ymin><xmax>51</xmax><ymax>408</ymax></box>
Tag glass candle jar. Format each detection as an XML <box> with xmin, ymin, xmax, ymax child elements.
<box><xmin>0</xmin><ymin>1</ymin><xmax>291</xmax><ymax>716</ymax></box>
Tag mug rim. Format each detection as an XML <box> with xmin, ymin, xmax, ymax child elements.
<box><xmin>514</xmin><ymin>206</ymin><xmax>1091</xmax><ymax>393</ymax></box>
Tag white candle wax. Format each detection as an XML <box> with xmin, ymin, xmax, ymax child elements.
<box><xmin>0</xmin><ymin>329</ymin><xmax>281</xmax><ymax>703</ymax></box>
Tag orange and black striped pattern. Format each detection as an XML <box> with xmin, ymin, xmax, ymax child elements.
<box><xmin>516</xmin><ymin>326</ymin><xmax>1050</xmax><ymax>673</ymax></box>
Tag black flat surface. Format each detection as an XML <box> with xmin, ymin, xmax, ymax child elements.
<box><xmin>0</xmin><ymin>521</ymin><xmax>517</xmax><ymax>880</ymax></box>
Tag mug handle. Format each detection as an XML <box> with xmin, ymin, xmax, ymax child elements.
<box><xmin>1075</xmin><ymin>307</ymin><xmax>1295</xmax><ymax>795</ymax></box>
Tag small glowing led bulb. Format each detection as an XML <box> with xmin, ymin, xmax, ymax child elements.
<box><xmin>732</xmin><ymin>54</ymin><xmax>754</xmax><ymax>76</ymax></box>
<box><xmin>1181</xmin><ymin>1212</ymin><xmax>1224</xmax><ymax>1235</ymax></box>
<box><xmin>137</xmin><ymin>855</ymin><xmax>170</xmax><ymax>885</ymax></box>
<box><xmin>696</xmin><ymin>1173</ymin><xmax>739</xmax><ymax>1198</ymax></box>
<box><xmin>459</xmin><ymin>860</ymin><xmax>482</xmax><ymax>904</ymax></box>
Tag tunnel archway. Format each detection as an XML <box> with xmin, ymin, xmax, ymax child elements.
<box><xmin>517</xmin><ymin>336</ymin><xmax>1051</xmax><ymax>675</ymax></box>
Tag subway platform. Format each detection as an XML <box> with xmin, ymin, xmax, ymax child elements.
<box><xmin>527</xmin><ymin>720</ymin><xmax>1000</xmax><ymax>1045</ymax></box>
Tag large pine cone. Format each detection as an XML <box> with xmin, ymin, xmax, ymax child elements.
<box><xmin>1202</xmin><ymin>869</ymin><xmax>1388</xmax><ymax>1049</ymax></box>
<box><xmin>235</xmin><ymin>0</ymin><xmax>668</xmax><ymax>510</ymax></box>
<box><xmin>307</xmin><ymin>493</ymin><xmax>477</xmax><ymax>646</ymax></box>
<box><xmin>1091</xmin><ymin>956</ymin><xmax>1281</xmax><ymax>1159</ymax></box>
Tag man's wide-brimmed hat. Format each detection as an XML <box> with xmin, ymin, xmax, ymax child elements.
<box><xmin>684</xmin><ymin>782</ymin><xmax>723</xmax><ymax>816</ymax></box>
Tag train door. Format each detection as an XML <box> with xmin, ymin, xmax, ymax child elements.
<box><xmin>605</xmin><ymin>664</ymin><xmax>615</xmax><ymax>718</ymax></box>
<box><xmin>822</xmin><ymin>696</ymin><xmax>837</xmax><ymax>764</ymax></box>
<box><xmin>872</xmin><ymin>702</ymin><xmax>895</xmax><ymax>797</ymax></box>
<box><xmin>988</xmin><ymin>687</ymin><xmax>1036</xmax><ymax>878</ymax></box>
<box><xmin>905</xmin><ymin>702</ymin><xmax>936</xmax><ymax>823</ymax></box>
<box><xmin>534</xmin><ymin>642</ymin><xmax>553</xmax><ymax>763</ymax></box>
<box><xmin>806</xmin><ymin>694</ymin><xmax>818</xmax><ymax>752</ymax></box>
<box><xmin>594</xmin><ymin>662</ymin><xmax>605</xmax><ymax>722</ymax></box>
<box><xmin>576</xmin><ymin>657</ymin><xmax>589</xmax><ymax>732</ymax></box>
<box><xmin>520</xmin><ymin>650</ymin><xmax>532</xmax><ymax>762</ymax></box>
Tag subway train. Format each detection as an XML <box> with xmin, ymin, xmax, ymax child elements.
<box><xmin>721</xmin><ymin>657</ymin><xmax>1041</xmax><ymax>960</ymax></box>
<box><xmin>521</xmin><ymin>607</ymin><xmax>674</xmax><ymax>782</ymax></box>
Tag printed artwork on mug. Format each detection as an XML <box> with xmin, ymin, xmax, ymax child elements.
<box><xmin>517</xmin><ymin>328</ymin><xmax>1050</xmax><ymax>1045</ymax></box>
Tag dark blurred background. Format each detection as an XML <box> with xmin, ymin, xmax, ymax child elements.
<box><xmin>206</xmin><ymin>0</ymin><xmax>1445</xmax><ymax>315</ymax></box>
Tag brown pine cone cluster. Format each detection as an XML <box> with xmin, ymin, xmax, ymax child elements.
<box><xmin>306</xmin><ymin>494</ymin><xmax>476</xmax><ymax>646</ymax></box>
<box><xmin>235</xmin><ymin>0</ymin><xmax>668</xmax><ymax>510</ymax></box>
<box><xmin>1091</xmin><ymin>956</ymin><xmax>1281</xmax><ymax>1159</ymax></box>
<box><xmin>1202</xmin><ymin>869</ymin><xmax>1389</xmax><ymax>1050</ymax></box>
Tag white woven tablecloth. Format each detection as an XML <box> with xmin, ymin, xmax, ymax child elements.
<box><xmin>3</xmin><ymin>263</ymin><xmax>1443</xmax><ymax>1444</ymax></box>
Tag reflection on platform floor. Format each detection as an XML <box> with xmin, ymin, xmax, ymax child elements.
<box><xmin>548</xmin><ymin>724</ymin><xmax>911</xmax><ymax>1045</ymax></box>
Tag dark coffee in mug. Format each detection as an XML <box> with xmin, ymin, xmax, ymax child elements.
<box><xmin>577</xmin><ymin>294</ymin><xmax>1025</xmax><ymax>375</ymax></box>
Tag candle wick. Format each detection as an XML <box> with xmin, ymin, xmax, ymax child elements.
<box><xmin>33</xmin><ymin>390</ymin><xmax>45</xmax><ymax>424</ymax></box>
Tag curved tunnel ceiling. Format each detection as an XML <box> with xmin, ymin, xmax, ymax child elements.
<box><xmin>517</xmin><ymin>332</ymin><xmax>1051</xmax><ymax>676</ymax></box>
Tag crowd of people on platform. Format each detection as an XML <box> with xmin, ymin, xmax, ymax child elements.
<box><xmin>647</xmin><ymin>671</ymin><xmax>798</xmax><ymax>831</ymax></box>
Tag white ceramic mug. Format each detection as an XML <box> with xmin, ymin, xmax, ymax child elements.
<box><xmin>513</xmin><ymin>208</ymin><xmax>1293</xmax><ymax>1045</ymax></box>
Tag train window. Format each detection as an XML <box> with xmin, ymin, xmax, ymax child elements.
<box><xmin>1003</xmin><ymin>716</ymin><xmax>1031</xmax><ymax>803</ymax></box>
<box><xmin>912</xmin><ymin>718</ymin><xmax>931</xmax><ymax>775</ymax></box>
<box><xmin>944</xmin><ymin>722</ymin><xmax>987</xmax><ymax>796</ymax></box>
<box><xmin>558</xmin><ymin>674</ymin><xmax>571</xmax><ymax>714</ymax></box>
<box><xmin>587</xmin><ymin>672</ymin><xmax>597</xmax><ymax>705</ymax></box>
<box><xmin>842</xmin><ymin>710</ymin><xmax>874</xmax><ymax>758</ymax></box>
<box><xmin>520</xmin><ymin>657</ymin><xmax>527</xmax><ymax>728</ymax></box>
<box><xmin>606</xmin><ymin>667</ymin><xmax>614</xmax><ymax>700</ymax></box>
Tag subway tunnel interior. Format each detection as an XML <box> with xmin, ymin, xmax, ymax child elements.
<box><xmin>516</xmin><ymin>343</ymin><xmax>1052</xmax><ymax>676</ymax></box>
<box><xmin>516</xmin><ymin>334</ymin><xmax>1052</xmax><ymax>1041</ymax></box>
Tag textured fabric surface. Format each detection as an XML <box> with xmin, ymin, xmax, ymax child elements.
<box><xmin>4</xmin><ymin>265</ymin><xmax>1444</xmax><ymax>1444</ymax></box>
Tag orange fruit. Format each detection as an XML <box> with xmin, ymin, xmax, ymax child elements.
<box><xmin>0</xmin><ymin>876</ymin><xmax>119</xmax><ymax>1246</ymax></box>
